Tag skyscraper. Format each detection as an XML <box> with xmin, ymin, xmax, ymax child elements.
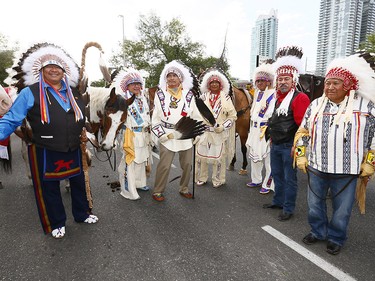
<box><xmin>360</xmin><ymin>0</ymin><xmax>375</xmax><ymax>46</ymax></box>
<box><xmin>315</xmin><ymin>0</ymin><xmax>364</xmax><ymax>76</ymax></box>
<box><xmin>249</xmin><ymin>9</ymin><xmax>278</xmax><ymax>81</ymax></box>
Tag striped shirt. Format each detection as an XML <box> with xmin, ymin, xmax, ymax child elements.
<box><xmin>300</xmin><ymin>95</ymin><xmax>375</xmax><ymax>174</ymax></box>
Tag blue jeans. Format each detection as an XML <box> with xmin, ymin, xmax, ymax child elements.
<box><xmin>307</xmin><ymin>167</ymin><xmax>357</xmax><ymax>246</ymax></box>
<box><xmin>270</xmin><ymin>142</ymin><xmax>298</xmax><ymax>214</ymax></box>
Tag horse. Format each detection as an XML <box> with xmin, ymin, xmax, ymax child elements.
<box><xmin>86</xmin><ymin>86</ymin><xmax>134</xmax><ymax>151</ymax></box>
<box><xmin>297</xmin><ymin>73</ymin><xmax>325</xmax><ymax>101</ymax></box>
<box><xmin>228</xmin><ymin>86</ymin><xmax>252</xmax><ymax>175</ymax></box>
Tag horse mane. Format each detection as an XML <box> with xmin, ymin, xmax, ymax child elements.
<box><xmin>233</xmin><ymin>86</ymin><xmax>253</xmax><ymax>117</ymax></box>
<box><xmin>87</xmin><ymin>86</ymin><xmax>112</xmax><ymax>123</ymax></box>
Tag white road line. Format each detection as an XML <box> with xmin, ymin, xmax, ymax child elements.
<box><xmin>152</xmin><ymin>151</ymin><xmax>177</xmax><ymax>168</ymax></box>
<box><xmin>262</xmin><ymin>225</ymin><xmax>357</xmax><ymax>281</ymax></box>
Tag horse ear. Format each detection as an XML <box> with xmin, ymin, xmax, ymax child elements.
<box><xmin>118</xmin><ymin>92</ymin><xmax>136</xmax><ymax>112</ymax></box>
<box><xmin>106</xmin><ymin>87</ymin><xmax>117</xmax><ymax>107</ymax></box>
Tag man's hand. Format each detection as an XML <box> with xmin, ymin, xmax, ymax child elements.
<box><xmin>80</xmin><ymin>127</ymin><xmax>88</xmax><ymax>143</ymax></box>
<box><xmin>159</xmin><ymin>133</ymin><xmax>174</xmax><ymax>143</ymax></box>
<box><xmin>159</xmin><ymin>134</ymin><xmax>169</xmax><ymax>143</ymax></box>
<box><xmin>296</xmin><ymin>156</ymin><xmax>308</xmax><ymax>173</ymax></box>
<box><xmin>295</xmin><ymin>145</ymin><xmax>308</xmax><ymax>173</ymax></box>
<box><xmin>360</xmin><ymin>162</ymin><xmax>375</xmax><ymax>177</ymax></box>
<box><xmin>360</xmin><ymin>150</ymin><xmax>375</xmax><ymax>177</ymax></box>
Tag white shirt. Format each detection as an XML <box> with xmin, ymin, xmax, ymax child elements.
<box><xmin>300</xmin><ymin>95</ymin><xmax>375</xmax><ymax>174</ymax></box>
<box><xmin>151</xmin><ymin>88</ymin><xmax>202</xmax><ymax>152</ymax></box>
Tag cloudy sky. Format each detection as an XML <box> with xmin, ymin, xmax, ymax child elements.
<box><xmin>0</xmin><ymin>0</ymin><xmax>320</xmax><ymax>81</ymax></box>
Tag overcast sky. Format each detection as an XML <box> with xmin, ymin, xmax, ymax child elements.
<box><xmin>0</xmin><ymin>0</ymin><xmax>320</xmax><ymax>82</ymax></box>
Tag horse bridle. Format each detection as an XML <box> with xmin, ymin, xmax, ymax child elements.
<box><xmin>234</xmin><ymin>89</ymin><xmax>251</xmax><ymax>117</ymax></box>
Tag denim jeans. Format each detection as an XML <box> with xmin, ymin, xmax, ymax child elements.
<box><xmin>307</xmin><ymin>167</ymin><xmax>357</xmax><ymax>246</ymax></box>
<box><xmin>270</xmin><ymin>142</ymin><xmax>298</xmax><ymax>214</ymax></box>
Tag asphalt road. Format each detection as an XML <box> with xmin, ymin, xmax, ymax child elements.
<box><xmin>1</xmin><ymin>134</ymin><xmax>375</xmax><ymax>281</ymax></box>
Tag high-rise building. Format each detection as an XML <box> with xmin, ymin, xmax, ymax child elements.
<box><xmin>249</xmin><ymin>9</ymin><xmax>278</xmax><ymax>81</ymax></box>
<box><xmin>315</xmin><ymin>0</ymin><xmax>364</xmax><ymax>76</ymax></box>
<box><xmin>360</xmin><ymin>0</ymin><xmax>375</xmax><ymax>45</ymax></box>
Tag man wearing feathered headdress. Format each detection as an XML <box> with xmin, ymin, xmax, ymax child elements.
<box><xmin>294</xmin><ymin>51</ymin><xmax>375</xmax><ymax>255</ymax></box>
<box><xmin>151</xmin><ymin>60</ymin><xmax>205</xmax><ymax>202</ymax></box>
<box><xmin>262</xmin><ymin>46</ymin><xmax>310</xmax><ymax>221</ymax></box>
<box><xmin>245</xmin><ymin>62</ymin><xmax>275</xmax><ymax>194</ymax></box>
<box><xmin>195</xmin><ymin>69</ymin><xmax>237</xmax><ymax>188</ymax></box>
<box><xmin>0</xmin><ymin>43</ymin><xmax>98</xmax><ymax>239</ymax></box>
<box><xmin>113</xmin><ymin>68</ymin><xmax>152</xmax><ymax>200</ymax></box>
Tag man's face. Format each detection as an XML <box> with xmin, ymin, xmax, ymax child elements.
<box><xmin>166</xmin><ymin>73</ymin><xmax>181</xmax><ymax>88</ymax></box>
<box><xmin>324</xmin><ymin>78</ymin><xmax>348</xmax><ymax>104</ymax></box>
<box><xmin>42</xmin><ymin>64</ymin><xmax>64</xmax><ymax>85</ymax></box>
<box><xmin>255</xmin><ymin>79</ymin><xmax>270</xmax><ymax>91</ymax></box>
<box><xmin>127</xmin><ymin>82</ymin><xmax>142</xmax><ymax>95</ymax></box>
<box><xmin>277</xmin><ymin>75</ymin><xmax>293</xmax><ymax>94</ymax></box>
<box><xmin>209</xmin><ymin>81</ymin><xmax>221</xmax><ymax>92</ymax></box>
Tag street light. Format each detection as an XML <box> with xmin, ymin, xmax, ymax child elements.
<box><xmin>118</xmin><ymin>14</ymin><xmax>126</xmax><ymax>67</ymax></box>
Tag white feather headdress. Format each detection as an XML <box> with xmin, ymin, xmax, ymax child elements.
<box><xmin>7</xmin><ymin>43</ymin><xmax>82</xmax><ymax>124</ymax></box>
<box><xmin>310</xmin><ymin>51</ymin><xmax>375</xmax><ymax>131</ymax></box>
<box><xmin>273</xmin><ymin>46</ymin><xmax>304</xmax><ymax>83</ymax></box>
<box><xmin>113</xmin><ymin>68</ymin><xmax>145</xmax><ymax>97</ymax></box>
<box><xmin>19</xmin><ymin>43</ymin><xmax>79</xmax><ymax>87</ymax></box>
<box><xmin>253</xmin><ymin>63</ymin><xmax>275</xmax><ymax>88</ymax></box>
<box><xmin>200</xmin><ymin>69</ymin><xmax>231</xmax><ymax>94</ymax></box>
<box><xmin>325</xmin><ymin>52</ymin><xmax>375</xmax><ymax>103</ymax></box>
<box><xmin>159</xmin><ymin>60</ymin><xmax>194</xmax><ymax>91</ymax></box>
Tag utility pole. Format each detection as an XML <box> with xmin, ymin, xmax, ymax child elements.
<box><xmin>118</xmin><ymin>15</ymin><xmax>126</xmax><ymax>67</ymax></box>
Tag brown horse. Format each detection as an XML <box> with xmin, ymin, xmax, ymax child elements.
<box><xmin>228</xmin><ymin>86</ymin><xmax>252</xmax><ymax>174</ymax></box>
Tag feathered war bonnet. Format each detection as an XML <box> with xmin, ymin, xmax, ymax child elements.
<box><xmin>159</xmin><ymin>60</ymin><xmax>197</xmax><ymax>93</ymax></box>
<box><xmin>199</xmin><ymin>68</ymin><xmax>232</xmax><ymax>95</ymax></box>
<box><xmin>325</xmin><ymin>51</ymin><xmax>375</xmax><ymax>103</ymax></box>
<box><xmin>309</xmin><ymin>51</ymin><xmax>375</xmax><ymax>148</ymax></box>
<box><xmin>113</xmin><ymin>68</ymin><xmax>145</xmax><ymax>99</ymax></box>
<box><xmin>253</xmin><ymin>61</ymin><xmax>275</xmax><ymax>88</ymax></box>
<box><xmin>159</xmin><ymin>60</ymin><xmax>215</xmax><ymax>126</ymax></box>
<box><xmin>9</xmin><ymin>42</ymin><xmax>82</xmax><ymax>124</ymax></box>
<box><xmin>273</xmin><ymin>46</ymin><xmax>304</xmax><ymax>86</ymax></box>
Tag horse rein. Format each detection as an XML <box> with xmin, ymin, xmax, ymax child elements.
<box><xmin>234</xmin><ymin>89</ymin><xmax>252</xmax><ymax>117</ymax></box>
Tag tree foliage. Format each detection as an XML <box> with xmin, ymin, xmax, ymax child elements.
<box><xmin>110</xmin><ymin>14</ymin><xmax>229</xmax><ymax>87</ymax></box>
<box><xmin>0</xmin><ymin>34</ymin><xmax>18</xmax><ymax>87</ymax></box>
<box><xmin>360</xmin><ymin>33</ymin><xmax>375</xmax><ymax>53</ymax></box>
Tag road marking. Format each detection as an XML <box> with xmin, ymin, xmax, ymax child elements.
<box><xmin>262</xmin><ymin>225</ymin><xmax>357</xmax><ymax>281</ymax></box>
<box><xmin>152</xmin><ymin>151</ymin><xmax>177</xmax><ymax>168</ymax></box>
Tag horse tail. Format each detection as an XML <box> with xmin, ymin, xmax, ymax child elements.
<box><xmin>79</xmin><ymin>42</ymin><xmax>112</xmax><ymax>94</ymax></box>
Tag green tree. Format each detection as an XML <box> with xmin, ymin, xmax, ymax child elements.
<box><xmin>0</xmin><ymin>34</ymin><xmax>18</xmax><ymax>87</ymax></box>
<box><xmin>359</xmin><ymin>33</ymin><xmax>375</xmax><ymax>53</ymax></box>
<box><xmin>111</xmin><ymin>14</ymin><xmax>229</xmax><ymax>87</ymax></box>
